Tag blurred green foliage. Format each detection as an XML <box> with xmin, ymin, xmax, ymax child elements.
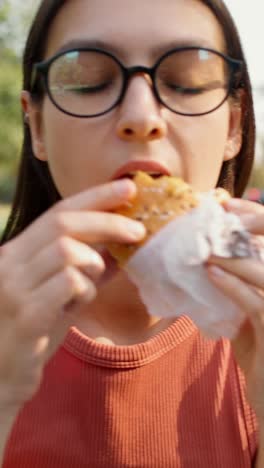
<box><xmin>0</xmin><ymin>203</ymin><xmax>10</xmax><ymax>234</ymax></box>
<box><xmin>249</xmin><ymin>165</ymin><xmax>264</xmax><ymax>189</ymax></box>
<box><xmin>0</xmin><ymin>0</ymin><xmax>23</xmax><ymax>202</ymax></box>
<box><xmin>0</xmin><ymin>51</ymin><xmax>22</xmax><ymax>201</ymax></box>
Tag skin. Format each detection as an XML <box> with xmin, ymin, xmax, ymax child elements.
<box><xmin>26</xmin><ymin>0</ymin><xmax>242</xmax><ymax>197</ymax></box>
<box><xmin>206</xmin><ymin>201</ymin><xmax>264</xmax><ymax>466</ymax></box>
<box><xmin>1</xmin><ymin>1</ymin><xmax>264</xmax><ymax>464</ymax></box>
<box><xmin>21</xmin><ymin>0</ymin><xmax>242</xmax><ymax>345</ymax></box>
<box><xmin>207</xmin><ymin>199</ymin><xmax>264</xmax><ymax>425</ymax></box>
<box><xmin>5</xmin><ymin>0</ymin><xmax>264</xmax><ymax>424</ymax></box>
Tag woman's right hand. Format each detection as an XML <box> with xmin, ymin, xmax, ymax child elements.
<box><xmin>0</xmin><ymin>179</ymin><xmax>145</xmax><ymax>409</ymax></box>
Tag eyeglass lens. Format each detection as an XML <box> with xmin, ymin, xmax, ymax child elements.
<box><xmin>48</xmin><ymin>49</ymin><xmax>230</xmax><ymax>117</ymax></box>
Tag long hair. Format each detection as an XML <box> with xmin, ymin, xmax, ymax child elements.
<box><xmin>203</xmin><ymin>0</ymin><xmax>255</xmax><ymax>198</ymax></box>
<box><xmin>1</xmin><ymin>0</ymin><xmax>255</xmax><ymax>244</ymax></box>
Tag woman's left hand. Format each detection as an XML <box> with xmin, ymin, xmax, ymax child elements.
<box><xmin>207</xmin><ymin>198</ymin><xmax>264</xmax><ymax>419</ymax></box>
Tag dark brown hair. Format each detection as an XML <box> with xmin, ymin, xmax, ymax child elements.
<box><xmin>1</xmin><ymin>0</ymin><xmax>255</xmax><ymax>243</ymax></box>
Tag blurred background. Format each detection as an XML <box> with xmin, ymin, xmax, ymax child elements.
<box><xmin>0</xmin><ymin>0</ymin><xmax>264</xmax><ymax>233</ymax></box>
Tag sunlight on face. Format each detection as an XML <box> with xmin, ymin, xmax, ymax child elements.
<box><xmin>30</xmin><ymin>0</ymin><xmax>242</xmax><ymax>197</ymax></box>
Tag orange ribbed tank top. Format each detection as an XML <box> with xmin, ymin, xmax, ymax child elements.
<box><xmin>3</xmin><ymin>317</ymin><xmax>258</xmax><ymax>467</ymax></box>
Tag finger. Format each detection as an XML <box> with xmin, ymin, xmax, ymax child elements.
<box><xmin>18</xmin><ymin>267</ymin><xmax>96</xmax><ymax>337</ymax></box>
<box><xmin>3</xmin><ymin>179</ymin><xmax>137</xmax><ymax>262</ymax></box>
<box><xmin>207</xmin><ymin>265</ymin><xmax>264</xmax><ymax>346</ymax></box>
<box><xmin>224</xmin><ymin>198</ymin><xmax>264</xmax><ymax>215</ymax></box>
<box><xmin>20</xmin><ymin>237</ymin><xmax>105</xmax><ymax>290</ymax></box>
<box><xmin>208</xmin><ymin>256</ymin><xmax>264</xmax><ymax>290</ymax></box>
<box><xmin>239</xmin><ymin>213</ymin><xmax>264</xmax><ymax>235</ymax></box>
<box><xmin>48</xmin><ymin>211</ymin><xmax>146</xmax><ymax>244</ymax></box>
<box><xmin>6</xmin><ymin>210</ymin><xmax>145</xmax><ymax>263</ymax></box>
<box><xmin>59</xmin><ymin>178</ymin><xmax>136</xmax><ymax>212</ymax></box>
<box><xmin>223</xmin><ymin>198</ymin><xmax>264</xmax><ymax>234</ymax></box>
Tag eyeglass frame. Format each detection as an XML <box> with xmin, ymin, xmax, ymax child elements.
<box><xmin>31</xmin><ymin>46</ymin><xmax>244</xmax><ymax>118</ymax></box>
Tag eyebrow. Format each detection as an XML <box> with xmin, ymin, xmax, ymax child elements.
<box><xmin>56</xmin><ymin>38</ymin><xmax>221</xmax><ymax>60</ymax></box>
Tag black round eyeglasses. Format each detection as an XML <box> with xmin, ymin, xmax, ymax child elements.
<box><xmin>31</xmin><ymin>46</ymin><xmax>243</xmax><ymax>118</ymax></box>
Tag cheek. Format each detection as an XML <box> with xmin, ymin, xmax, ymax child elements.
<box><xmin>180</xmin><ymin>105</ymin><xmax>230</xmax><ymax>191</ymax></box>
<box><xmin>42</xmin><ymin>105</ymin><xmax>102</xmax><ymax>197</ymax></box>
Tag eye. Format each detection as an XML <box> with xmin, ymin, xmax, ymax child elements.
<box><xmin>166</xmin><ymin>84</ymin><xmax>205</xmax><ymax>95</ymax></box>
<box><xmin>66</xmin><ymin>80</ymin><xmax>114</xmax><ymax>94</ymax></box>
<box><xmin>164</xmin><ymin>80</ymin><xmax>226</xmax><ymax>95</ymax></box>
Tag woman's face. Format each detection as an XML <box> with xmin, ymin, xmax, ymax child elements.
<box><xmin>24</xmin><ymin>0</ymin><xmax>242</xmax><ymax>197</ymax></box>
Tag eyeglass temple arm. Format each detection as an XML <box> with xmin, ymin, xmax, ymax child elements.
<box><xmin>30</xmin><ymin>62</ymin><xmax>47</xmax><ymax>92</ymax></box>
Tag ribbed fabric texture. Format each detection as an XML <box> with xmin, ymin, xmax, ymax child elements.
<box><xmin>3</xmin><ymin>316</ymin><xmax>258</xmax><ymax>467</ymax></box>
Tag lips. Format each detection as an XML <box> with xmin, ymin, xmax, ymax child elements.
<box><xmin>111</xmin><ymin>160</ymin><xmax>171</xmax><ymax>180</ymax></box>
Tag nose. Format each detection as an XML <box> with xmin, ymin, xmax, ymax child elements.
<box><xmin>116</xmin><ymin>75</ymin><xmax>167</xmax><ymax>142</ymax></box>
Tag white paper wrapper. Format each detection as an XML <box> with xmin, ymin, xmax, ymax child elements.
<box><xmin>124</xmin><ymin>196</ymin><xmax>263</xmax><ymax>339</ymax></box>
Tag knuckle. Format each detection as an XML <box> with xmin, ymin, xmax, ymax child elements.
<box><xmin>55</xmin><ymin>236</ymin><xmax>72</xmax><ymax>264</ymax></box>
<box><xmin>0</xmin><ymin>265</ymin><xmax>29</xmax><ymax>308</ymax></box>
<box><xmin>1</xmin><ymin>287</ymin><xmax>28</xmax><ymax>321</ymax></box>
<box><xmin>1</xmin><ymin>276</ymin><xmax>16</xmax><ymax>302</ymax></box>
<box><xmin>51</xmin><ymin>211</ymin><xmax>69</xmax><ymax>235</ymax></box>
<box><xmin>62</xmin><ymin>266</ymin><xmax>78</xmax><ymax>291</ymax></box>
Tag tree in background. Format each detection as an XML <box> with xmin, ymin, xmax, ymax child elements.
<box><xmin>0</xmin><ymin>0</ymin><xmax>39</xmax><ymax>202</ymax></box>
<box><xmin>250</xmin><ymin>135</ymin><xmax>264</xmax><ymax>190</ymax></box>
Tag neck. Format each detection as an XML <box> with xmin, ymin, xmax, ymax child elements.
<box><xmin>75</xmin><ymin>271</ymin><xmax>174</xmax><ymax>346</ymax></box>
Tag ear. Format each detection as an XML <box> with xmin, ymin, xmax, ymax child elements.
<box><xmin>21</xmin><ymin>90</ymin><xmax>47</xmax><ymax>161</ymax></box>
<box><xmin>223</xmin><ymin>96</ymin><xmax>243</xmax><ymax>162</ymax></box>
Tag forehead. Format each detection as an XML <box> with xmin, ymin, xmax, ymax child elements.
<box><xmin>45</xmin><ymin>0</ymin><xmax>225</xmax><ymax>61</ymax></box>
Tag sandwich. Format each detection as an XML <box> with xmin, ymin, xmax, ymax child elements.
<box><xmin>108</xmin><ymin>171</ymin><xmax>230</xmax><ymax>265</ymax></box>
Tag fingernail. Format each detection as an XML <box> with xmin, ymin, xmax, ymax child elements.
<box><xmin>89</xmin><ymin>250</ymin><xmax>104</xmax><ymax>265</ymax></box>
<box><xmin>208</xmin><ymin>265</ymin><xmax>225</xmax><ymax>278</ymax></box>
<box><xmin>226</xmin><ymin>198</ymin><xmax>243</xmax><ymax>209</ymax></box>
<box><xmin>127</xmin><ymin>222</ymin><xmax>146</xmax><ymax>240</ymax></box>
<box><xmin>114</xmin><ymin>179</ymin><xmax>135</xmax><ymax>196</ymax></box>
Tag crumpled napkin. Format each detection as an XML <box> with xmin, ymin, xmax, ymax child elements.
<box><xmin>124</xmin><ymin>196</ymin><xmax>263</xmax><ymax>339</ymax></box>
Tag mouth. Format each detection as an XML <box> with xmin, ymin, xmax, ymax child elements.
<box><xmin>111</xmin><ymin>160</ymin><xmax>171</xmax><ymax>181</ymax></box>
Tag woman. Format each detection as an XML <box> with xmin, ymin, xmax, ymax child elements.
<box><xmin>0</xmin><ymin>0</ymin><xmax>263</xmax><ymax>466</ymax></box>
